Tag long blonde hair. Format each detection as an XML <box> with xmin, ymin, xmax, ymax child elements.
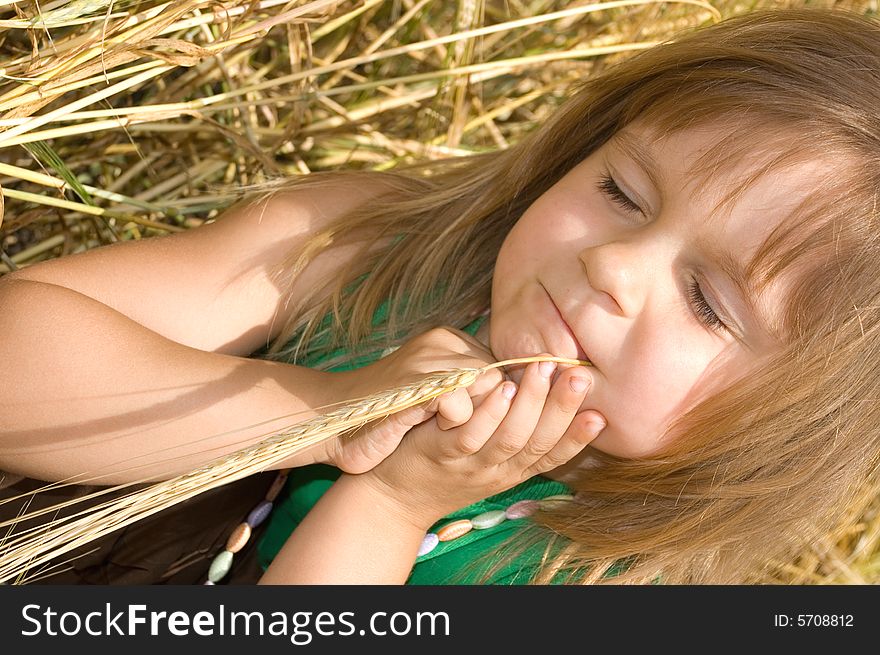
<box><xmin>244</xmin><ymin>7</ymin><xmax>880</xmax><ymax>584</ymax></box>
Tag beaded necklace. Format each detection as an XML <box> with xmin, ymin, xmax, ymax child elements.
<box><xmin>416</xmin><ymin>493</ymin><xmax>573</xmax><ymax>560</ymax></box>
<box><xmin>204</xmin><ymin>468</ymin><xmax>572</xmax><ymax>584</ymax></box>
<box><xmin>204</xmin><ymin>468</ymin><xmax>290</xmax><ymax>584</ymax></box>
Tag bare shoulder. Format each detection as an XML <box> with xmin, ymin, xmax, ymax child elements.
<box><xmin>234</xmin><ymin>175</ymin><xmax>392</xmax><ymax>235</ymax></box>
<box><xmin>1</xmin><ymin>175</ymin><xmax>398</xmax><ymax>356</ymax></box>
<box><xmin>222</xmin><ymin>173</ymin><xmax>400</xmax><ymax>300</ymax></box>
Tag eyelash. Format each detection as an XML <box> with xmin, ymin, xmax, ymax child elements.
<box><xmin>686</xmin><ymin>278</ymin><xmax>726</xmax><ymax>332</ymax></box>
<box><xmin>597</xmin><ymin>172</ymin><xmax>642</xmax><ymax>214</ymax></box>
<box><xmin>595</xmin><ymin>171</ymin><xmax>727</xmax><ymax>333</ymax></box>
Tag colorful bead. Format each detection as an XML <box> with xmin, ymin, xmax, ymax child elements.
<box><xmin>204</xmin><ymin>468</ymin><xmax>290</xmax><ymax>584</ymax></box>
<box><xmin>541</xmin><ymin>494</ymin><xmax>574</xmax><ymax>501</ymax></box>
<box><xmin>539</xmin><ymin>494</ymin><xmax>574</xmax><ymax>508</ymax></box>
<box><xmin>471</xmin><ymin>510</ymin><xmax>506</xmax><ymax>529</ymax></box>
<box><xmin>265</xmin><ymin>474</ymin><xmax>289</xmax><ymax>502</ymax></box>
<box><xmin>418</xmin><ymin>533</ymin><xmax>439</xmax><ymax>556</ymax></box>
<box><xmin>505</xmin><ymin>500</ymin><xmax>538</xmax><ymax>519</ymax></box>
<box><xmin>208</xmin><ymin>550</ymin><xmax>234</xmax><ymax>582</ymax></box>
<box><xmin>225</xmin><ymin>522</ymin><xmax>252</xmax><ymax>554</ymax></box>
<box><xmin>246</xmin><ymin>500</ymin><xmax>273</xmax><ymax>528</ymax></box>
<box><xmin>436</xmin><ymin>519</ymin><xmax>473</xmax><ymax>541</ymax></box>
<box><xmin>415</xmin><ymin>491</ymin><xmax>572</xmax><ymax>560</ymax></box>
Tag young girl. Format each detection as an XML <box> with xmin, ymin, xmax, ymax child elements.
<box><xmin>1</xmin><ymin>6</ymin><xmax>878</xmax><ymax>585</ymax></box>
<box><xmin>251</xmin><ymin>6</ymin><xmax>880</xmax><ymax>585</ymax></box>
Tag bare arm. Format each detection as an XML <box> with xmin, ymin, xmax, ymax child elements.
<box><xmin>0</xmin><ymin>180</ymin><xmax>397</xmax><ymax>484</ymax></box>
<box><xmin>1</xmin><ymin>183</ymin><xmax>393</xmax><ymax>356</ymax></box>
<box><xmin>0</xmin><ymin>278</ymin><xmax>364</xmax><ymax>484</ymax></box>
<box><xmin>258</xmin><ymin>472</ymin><xmax>429</xmax><ymax>584</ymax></box>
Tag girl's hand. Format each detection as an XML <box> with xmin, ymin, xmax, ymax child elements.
<box><xmin>322</xmin><ymin>326</ymin><xmax>507</xmax><ymax>474</ymax></box>
<box><xmin>356</xmin><ymin>359</ymin><xmax>606</xmax><ymax>530</ymax></box>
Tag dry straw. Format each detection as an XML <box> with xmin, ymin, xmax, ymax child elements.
<box><xmin>0</xmin><ymin>355</ymin><xmax>588</xmax><ymax>585</ymax></box>
<box><xmin>0</xmin><ymin>0</ymin><xmax>719</xmax><ymax>251</ymax></box>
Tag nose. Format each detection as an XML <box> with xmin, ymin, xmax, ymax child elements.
<box><xmin>579</xmin><ymin>234</ymin><xmax>663</xmax><ymax>318</ymax></box>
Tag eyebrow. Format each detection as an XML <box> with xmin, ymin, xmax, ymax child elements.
<box><xmin>611</xmin><ymin>131</ymin><xmax>667</xmax><ymax>196</ymax></box>
<box><xmin>611</xmin><ymin>130</ymin><xmax>779</xmax><ymax>342</ymax></box>
<box><xmin>694</xmin><ymin>231</ymin><xmax>774</xmax><ymax>340</ymax></box>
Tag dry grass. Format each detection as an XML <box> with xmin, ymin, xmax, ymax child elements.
<box><xmin>0</xmin><ymin>0</ymin><xmax>878</xmax><ymax>584</ymax></box>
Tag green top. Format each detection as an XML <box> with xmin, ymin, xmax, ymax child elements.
<box><xmin>254</xmin><ymin>299</ymin><xmax>627</xmax><ymax>583</ymax></box>
<box><xmin>258</xmin><ymin>462</ymin><xmax>576</xmax><ymax>584</ymax></box>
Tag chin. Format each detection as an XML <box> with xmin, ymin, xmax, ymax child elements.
<box><xmin>589</xmin><ymin>434</ymin><xmax>656</xmax><ymax>460</ymax></box>
<box><xmin>506</xmin><ymin>368</ymin><xmax>527</xmax><ymax>386</ymax></box>
<box><xmin>549</xmin><ymin>447</ymin><xmax>606</xmax><ymax>479</ymax></box>
<box><xmin>496</xmin><ymin>345</ymin><xmax>538</xmax><ymax>386</ymax></box>
<box><xmin>491</xmin><ymin>320</ymin><xmax>568</xmax><ymax>385</ymax></box>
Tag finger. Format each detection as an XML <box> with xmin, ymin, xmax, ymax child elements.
<box><xmin>464</xmin><ymin>366</ymin><xmax>506</xmax><ymax>400</ymax></box>
<box><xmin>507</xmin><ymin>366</ymin><xmax>593</xmax><ymax>469</ymax></box>
<box><xmin>477</xmin><ymin>356</ymin><xmax>556</xmax><ymax>466</ymax></box>
<box><xmin>397</xmin><ymin>385</ymin><xmax>467</xmax><ymax>428</ymax></box>
<box><xmin>441</xmin><ymin>379</ymin><xmax>516</xmax><ymax>458</ymax></box>
<box><xmin>525</xmin><ymin>411</ymin><xmax>606</xmax><ymax>477</ymax></box>
<box><xmin>435</xmin><ymin>387</ymin><xmax>474</xmax><ymax>430</ymax></box>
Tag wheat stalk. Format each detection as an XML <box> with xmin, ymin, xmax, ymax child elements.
<box><xmin>0</xmin><ymin>355</ymin><xmax>589</xmax><ymax>585</ymax></box>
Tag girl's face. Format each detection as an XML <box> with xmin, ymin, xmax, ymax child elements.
<box><xmin>475</xmin><ymin>121</ymin><xmax>825</xmax><ymax>459</ymax></box>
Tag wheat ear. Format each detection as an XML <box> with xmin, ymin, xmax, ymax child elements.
<box><xmin>0</xmin><ymin>356</ymin><xmax>588</xmax><ymax>584</ymax></box>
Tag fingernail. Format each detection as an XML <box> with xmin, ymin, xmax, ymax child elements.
<box><xmin>539</xmin><ymin>361</ymin><xmax>556</xmax><ymax>378</ymax></box>
<box><xmin>587</xmin><ymin>419</ymin><xmax>606</xmax><ymax>434</ymax></box>
<box><xmin>569</xmin><ymin>377</ymin><xmax>589</xmax><ymax>393</ymax></box>
<box><xmin>502</xmin><ymin>382</ymin><xmax>518</xmax><ymax>399</ymax></box>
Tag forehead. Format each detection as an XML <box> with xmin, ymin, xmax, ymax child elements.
<box><xmin>611</xmin><ymin>120</ymin><xmax>833</xmax><ymax>210</ymax></box>
<box><xmin>608</xmin><ymin>121</ymin><xmax>839</xmax><ymax>247</ymax></box>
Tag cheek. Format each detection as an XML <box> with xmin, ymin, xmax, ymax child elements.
<box><xmin>586</xmin><ymin>352</ymin><xmax>748</xmax><ymax>458</ymax></box>
<box><xmin>504</xmin><ymin>188</ymin><xmax>585</xmax><ymax>253</ymax></box>
<box><xmin>498</xmin><ymin>213</ymin><xmax>546</xmax><ymax>264</ymax></box>
<box><xmin>590</xmin><ymin>388</ymin><xmax>677</xmax><ymax>458</ymax></box>
<box><xmin>591</xmin><ymin>354</ymin><xmax>716</xmax><ymax>458</ymax></box>
<box><xmin>490</xmin><ymin>214</ymin><xmax>546</xmax><ymax>304</ymax></box>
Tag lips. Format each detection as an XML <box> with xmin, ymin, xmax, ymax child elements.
<box><xmin>543</xmin><ymin>285</ymin><xmax>591</xmax><ymax>364</ymax></box>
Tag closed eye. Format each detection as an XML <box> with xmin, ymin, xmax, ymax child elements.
<box><xmin>597</xmin><ymin>171</ymin><xmax>643</xmax><ymax>215</ymax></box>
<box><xmin>687</xmin><ymin>277</ymin><xmax>727</xmax><ymax>333</ymax></box>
